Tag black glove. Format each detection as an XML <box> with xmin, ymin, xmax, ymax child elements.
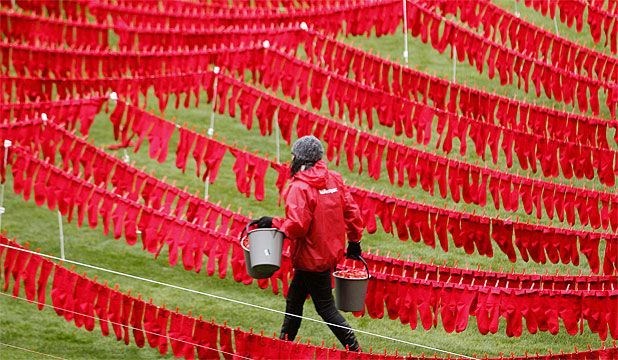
<box><xmin>255</xmin><ymin>216</ymin><xmax>273</xmax><ymax>229</ymax></box>
<box><xmin>346</xmin><ymin>241</ymin><xmax>362</xmax><ymax>260</ymax></box>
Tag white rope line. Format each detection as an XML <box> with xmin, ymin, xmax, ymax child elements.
<box><xmin>0</xmin><ymin>341</ymin><xmax>67</xmax><ymax>360</ymax></box>
<box><xmin>0</xmin><ymin>292</ymin><xmax>247</xmax><ymax>360</ymax></box>
<box><xmin>0</xmin><ymin>244</ymin><xmax>476</xmax><ymax>359</ymax></box>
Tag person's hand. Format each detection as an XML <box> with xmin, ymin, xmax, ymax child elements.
<box><xmin>346</xmin><ymin>241</ymin><xmax>362</xmax><ymax>260</ymax></box>
<box><xmin>254</xmin><ymin>216</ymin><xmax>273</xmax><ymax>228</ymax></box>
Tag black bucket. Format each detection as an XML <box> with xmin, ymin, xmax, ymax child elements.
<box><xmin>333</xmin><ymin>257</ymin><xmax>370</xmax><ymax>312</ymax></box>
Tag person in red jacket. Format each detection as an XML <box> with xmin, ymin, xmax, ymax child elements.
<box><xmin>254</xmin><ymin>135</ymin><xmax>364</xmax><ymax>351</ymax></box>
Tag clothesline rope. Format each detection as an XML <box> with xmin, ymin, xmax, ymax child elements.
<box><xmin>0</xmin><ymin>243</ymin><xmax>475</xmax><ymax>359</ymax></box>
<box><xmin>0</xmin><ymin>292</ymin><xmax>249</xmax><ymax>360</ymax></box>
<box><xmin>0</xmin><ymin>341</ymin><xmax>67</xmax><ymax>360</ymax></box>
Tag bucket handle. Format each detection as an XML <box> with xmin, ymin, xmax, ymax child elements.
<box><xmin>350</xmin><ymin>256</ymin><xmax>370</xmax><ymax>279</ymax></box>
<box><xmin>239</xmin><ymin>220</ymin><xmax>259</xmax><ymax>246</ymax></box>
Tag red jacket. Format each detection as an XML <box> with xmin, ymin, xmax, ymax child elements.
<box><xmin>272</xmin><ymin>160</ymin><xmax>363</xmax><ymax>272</ymax></box>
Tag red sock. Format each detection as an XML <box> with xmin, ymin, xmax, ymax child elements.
<box><xmin>233</xmin><ymin>328</ymin><xmax>249</xmax><ymax>359</ymax></box>
<box><xmin>157</xmin><ymin>307</ymin><xmax>171</xmax><ymax>355</ymax></box>
<box><xmin>50</xmin><ymin>265</ymin><xmax>67</xmax><ymax>316</ymax></box>
<box><xmin>180</xmin><ymin>315</ymin><xmax>196</xmax><ymax>360</ymax></box>
<box><xmin>176</xmin><ymin>128</ymin><xmax>196</xmax><ymax>173</ymax></box>
<box><xmin>130</xmin><ymin>299</ymin><xmax>146</xmax><ymax>348</ymax></box>
<box><xmin>72</xmin><ymin>276</ymin><xmax>92</xmax><ymax>329</ymax></box>
<box><xmin>218</xmin><ymin>325</ymin><xmax>234</xmax><ymax>360</ymax></box>
<box><xmin>143</xmin><ymin>302</ymin><xmax>160</xmax><ymax>348</ymax></box>
<box><xmin>22</xmin><ymin>253</ymin><xmax>42</xmax><ymax>302</ymax></box>
<box><xmin>439</xmin><ymin>283</ymin><xmax>458</xmax><ymax>333</ymax></box>
<box><xmin>501</xmin><ymin>290</ymin><xmax>523</xmax><ymax>337</ymax></box>
<box><xmin>364</xmin><ymin>273</ymin><xmax>380</xmax><ymax>319</ymax></box>
<box><xmin>383</xmin><ymin>277</ymin><xmax>400</xmax><ymax>321</ymax></box>
<box><xmin>107</xmin><ymin>290</ymin><xmax>124</xmax><ymax>341</ymax></box>
<box><xmin>194</xmin><ymin>319</ymin><xmax>219</xmax><ymax>359</ymax></box>
<box><xmin>89</xmin><ymin>282</ymin><xmax>109</xmax><ymax>336</ymax></box>
<box><xmin>11</xmin><ymin>248</ymin><xmax>30</xmax><ymax>298</ymax></box>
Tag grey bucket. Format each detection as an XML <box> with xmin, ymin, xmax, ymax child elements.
<box><xmin>240</xmin><ymin>235</ymin><xmax>264</xmax><ymax>279</ymax></box>
<box><xmin>243</xmin><ymin>224</ymin><xmax>284</xmax><ymax>278</ymax></box>
<box><xmin>333</xmin><ymin>257</ymin><xmax>370</xmax><ymax>312</ymax></box>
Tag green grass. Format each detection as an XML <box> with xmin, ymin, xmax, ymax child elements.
<box><xmin>0</xmin><ymin>1</ymin><xmax>614</xmax><ymax>359</ymax></box>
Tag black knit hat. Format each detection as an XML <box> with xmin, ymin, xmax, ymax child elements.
<box><xmin>291</xmin><ymin>135</ymin><xmax>324</xmax><ymax>163</ymax></box>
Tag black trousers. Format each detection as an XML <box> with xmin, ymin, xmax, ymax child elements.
<box><xmin>279</xmin><ymin>269</ymin><xmax>360</xmax><ymax>351</ymax></box>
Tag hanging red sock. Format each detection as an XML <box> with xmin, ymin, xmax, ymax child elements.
<box><xmin>143</xmin><ymin>302</ymin><xmax>160</xmax><ymax>348</ymax></box>
<box><xmin>344</xmin><ymin>128</ymin><xmax>358</xmax><ymax>172</ymax></box>
<box><xmin>230</xmin><ymin>149</ymin><xmax>250</xmax><ymax>197</ymax></box>
<box><xmin>218</xmin><ymin>325</ymin><xmax>234</xmax><ymax>360</ymax></box>
<box><xmin>72</xmin><ymin>276</ymin><xmax>94</xmax><ymax>329</ymax></box>
<box><xmin>107</xmin><ymin>289</ymin><xmax>124</xmax><ymax>341</ymax></box>
<box><xmin>475</xmin><ymin>287</ymin><xmax>501</xmax><ymax>335</ymax></box>
<box><xmin>276</xmin><ymin>105</ymin><xmax>296</xmax><ymax>145</ymax></box>
<box><xmin>50</xmin><ymin>265</ymin><xmax>67</xmax><ymax>315</ymax></box>
<box><xmin>180</xmin><ymin>314</ymin><xmax>196</xmax><ymax>360</ymax></box>
<box><xmin>439</xmin><ymin>283</ymin><xmax>459</xmax><ymax>333</ymax></box>
<box><xmin>215</xmin><ymin>237</ymin><xmax>231</xmax><ymax>280</ymax></box>
<box><xmin>368</xmin><ymin>273</ymin><xmax>385</xmax><ymax>319</ymax></box>
<box><xmin>156</xmin><ymin>306</ymin><xmax>171</xmax><ymax>355</ymax></box>
<box><xmin>194</xmin><ymin>319</ymin><xmax>220</xmax><ymax>359</ymax></box>
<box><xmin>383</xmin><ymin>277</ymin><xmax>401</xmax><ymax>321</ymax></box>
<box><xmin>391</xmin><ymin>200</ymin><xmax>409</xmax><ymax>241</ymax></box>
<box><xmin>233</xmin><ymin>329</ymin><xmax>250</xmax><ymax>359</ymax></box>
<box><xmin>491</xmin><ymin>220</ymin><xmax>516</xmax><ymax>262</ymax></box>
<box><xmin>176</xmin><ymin>127</ymin><xmax>196</xmax><ymax>173</ymax></box>
<box><xmin>579</xmin><ymin>235</ymin><xmax>601</xmax><ymax>274</ymax></box>
<box><xmin>130</xmin><ymin>299</ymin><xmax>146</xmax><ymax>348</ymax></box>
<box><xmin>92</xmin><ymin>282</ymin><xmax>111</xmax><ymax>336</ymax></box>
<box><xmin>10</xmin><ymin>248</ymin><xmax>30</xmax><ymax>298</ymax></box>
<box><xmin>252</xmin><ymin>157</ymin><xmax>269</xmax><ymax>202</ymax></box>
<box><xmin>22</xmin><ymin>252</ymin><xmax>42</xmax><ymax>302</ymax></box>
<box><xmin>501</xmin><ymin>289</ymin><xmax>523</xmax><ymax>337</ymax></box>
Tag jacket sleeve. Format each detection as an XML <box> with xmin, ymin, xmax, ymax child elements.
<box><xmin>340</xmin><ymin>180</ymin><xmax>364</xmax><ymax>243</ymax></box>
<box><xmin>271</xmin><ymin>184</ymin><xmax>313</xmax><ymax>241</ymax></box>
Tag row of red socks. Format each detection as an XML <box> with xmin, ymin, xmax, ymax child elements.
<box><xmin>295</xmin><ymin>29</ymin><xmax>618</xmax><ymax>124</ymax></box>
<box><xmin>344</xmin><ymin>263</ymin><xmax>618</xmax><ymax>340</ymax></box>
<box><xmin>111</xmin><ymin>102</ymin><xmax>275</xmax><ymax>201</ymax></box>
<box><xmin>0</xmin><ymin>97</ymin><xmax>105</xmax><ymax>136</ymax></box>
<box><xmin>2</xmin><ymin>9</ymin><xmax>109</xmax><ymax>50</ymax></box>
<box><xmin>404</xmin><ymin>2</ymin><xmax>607</xmax><ymax>115</ymax></box>
<box><xmin>361</xmin><ymin>253</ymin><xmax>617</xmax><ymax>292</ymax></box>
<box><xmin>0</xmin><ymin>72</ymin><xmax>212</xmax><ymax>109</ymax></box>
<box><xmin>115</xmin><ymin>23</ymin><xmax>304</xmax><ymax>52</ymax></box>
<box><xmin>90</xmin><ymin>0</ymin><xmax>401</xmax><ymax>38</ymax></box>
<box><xmin>424</xmin><ymin>0</ymin><xmax>616</xmax><ymax>83</ymax></box>
<box><xmin>12</xmin><ymin>0</ymin><xmax>88</xmax><ymax>19</ymax></box>
<box><xmin>349</xmin><ymin>186</ymin><xmax>617</xmax><ymax>274</ymax></box>
<box><xmin>521</xmin><ymin>0</ymin><xmax>616</xmax><ymax>51</ymax></box>
<box><xmin>2</xmin><ymin>41</ymin><xmax>259</xmax><ymax>79</ymax></box>
<box><xmin>252</xmin><ymin>49</ymin><xmax>616</xmax><ymax>185</ymax></box>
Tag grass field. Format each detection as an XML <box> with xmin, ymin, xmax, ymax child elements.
<box><xmin>0</xmin><ymin>1</ymin><xmax>615</xmax><ymax>359</ymax></box>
